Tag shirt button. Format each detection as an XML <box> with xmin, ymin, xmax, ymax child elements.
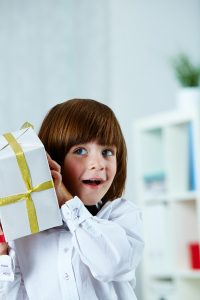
<box><xmin>63</xmin><ymin>248</ymin><xmax>68</xmax><ymax>253</ymax></box>
<box><xmin>64</xmin><ymin>273</ymin><xmax>70</xmax><ymax>280</ymax></box>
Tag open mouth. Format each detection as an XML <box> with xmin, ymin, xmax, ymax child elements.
<box><xmin>82</xmin><ymin>179</ymin><xmax>103</xmax><ymax>186</ymax></box>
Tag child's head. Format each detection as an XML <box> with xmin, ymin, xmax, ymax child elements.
<box><xmin>39</xmin><ymin>99</ymin><xmax>127</xmax><ymax>202</ymax></box>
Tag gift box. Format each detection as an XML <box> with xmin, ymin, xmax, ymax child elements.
<box><xmin>0</xmin><ymin>126</ymin><xmax>62</xmax><ymax>241</ymax></box>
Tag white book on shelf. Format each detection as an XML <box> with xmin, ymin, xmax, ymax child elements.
<box><xmin>140</xmin><ymin>128</ymin><xmax>164</xmax><ymax>176</ymax></box>
<box><xmin>165</xmin><ymin>124</ymin><xmax>190</xmax><ymax>193</ymax></box>
<box><xmin>144</xmin><ymin>203</ymin><xmax>172</xmax><ymax>274</ymax></box>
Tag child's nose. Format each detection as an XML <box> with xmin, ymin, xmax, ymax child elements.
<box><xmin>88</xmin><ymin>155</ymin><xmax>105</xmax><ymax>170</ymax></box>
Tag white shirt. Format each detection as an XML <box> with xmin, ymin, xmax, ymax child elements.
<box><xmin>0</xmin><ymin>197</ymin><xmax>144</xmax><ymax>300</ymax></box>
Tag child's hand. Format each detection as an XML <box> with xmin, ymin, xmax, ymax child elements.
<box><xmin>0</xmin><ymin>225</ymin><xmax>8</xmax><ymax>255</ymax></box>
<box><xmin>46</xmin><ymin>153</ymin><xmax>73</xmax><ymax>207</ymax></box>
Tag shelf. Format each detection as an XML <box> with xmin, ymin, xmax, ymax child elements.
<box><xmin>171</xmin><ymin>190</ymin><xmax>198</xmax><ymax>201</ymax></box>
<box><xmin>147</xmin><ymin>271</ymin><xmax>175</xmax><ymax>279</ymax></box>
<box><xmin>172</xmin><ymin>200</ymin><xmax>199</xmax><ymax>271</ymax></box>
<box><xmin>147</xmin><ymin>270</ymin><xmax>200</xmax><ymax>280</ymax></box>
<box><xmin>143</xmin><ymin>190</ymin><xmax>198</xmax><ymax>204</ymax></box>
<box><xmin>134</xmin><ymin>108</ymin><xmax>200</xmax><ymax>300</ymax></box>
<box><xmin>176</xmin><ymin>270</ymin><xmax>200</xmax><ymax>279</ymax></box>
<box><xmin>135</xmin><ymin>109</ymin><xmax>196</xmax><ymax>130</ymax></box>
<box><xmin>143</xmin><ymin>194</ymin><xmax>170</xmax><ymax>204</ymax></box>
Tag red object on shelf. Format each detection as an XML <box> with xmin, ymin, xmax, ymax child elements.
<box><xmin>189</xmin><ymin>242</ymin><xmax>200</xmax><ymax>269</ymax></box>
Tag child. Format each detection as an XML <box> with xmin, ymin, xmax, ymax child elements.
<box><xmin>0</xmin><ymin>99</ymin><xmax>144</xmax><ymax>300</ymax></box>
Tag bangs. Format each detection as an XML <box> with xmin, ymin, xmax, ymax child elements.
<box><xmin>62</xmin><ymin>101</ymin><xmax>121</xmax><ymax>151</ymax></box>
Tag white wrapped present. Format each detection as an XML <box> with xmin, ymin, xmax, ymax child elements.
<box><xmin>0</xmin><ymin>126</ymin><xmax>62</xmax><ymax>241</ymax></box>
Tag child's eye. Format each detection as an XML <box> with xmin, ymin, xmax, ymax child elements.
<box><xmin>102</xmin><ymin>149</ymin><xmax>114</xmax><ymax>157</ymax></box>
<box><xmin>74</xmin><ymin>148</ymin><xmax>87</xmax><ymax>155</ymax></box>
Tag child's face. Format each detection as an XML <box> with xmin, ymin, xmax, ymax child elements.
<box><xmin>62</xmin><ymin>141</ymin><xmax>117</xmax><ymax>205</ymax></box>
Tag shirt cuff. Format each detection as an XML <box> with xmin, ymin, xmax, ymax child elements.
<box><xmin>61</xmin><ymin>196</ymin><xmax>92</xmax><ymax>232</ymax></box>
<box><xmin>0</xmin><ymin>255</ymin><xmax>14</xmax><ymax>281</ymax></box>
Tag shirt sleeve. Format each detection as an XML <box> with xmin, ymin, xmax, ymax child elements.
<box><xmin>61</xmin><ymin>197</ymin><xmax>144</xmax><ymax>282</ymax></box>
<box><xmin>0</xmin><ymin>245</ymin><xmax>28</xmax><ymax>299</ymax></box>
<box><xmin>0</xmin><ymin>254</ymin><xmax>14</xmax><ymax>281</ymax></box>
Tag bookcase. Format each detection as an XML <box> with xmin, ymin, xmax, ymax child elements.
<box><xmin>134</xmin><ymin>107</ymin><xmax>200</xmax><ymax>300</ymax></box>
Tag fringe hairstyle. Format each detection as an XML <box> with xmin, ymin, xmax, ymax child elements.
<box><xmin>38</xmin><ymin>99</ymin><xmax>127</xmax><ymax>202</ymax></box>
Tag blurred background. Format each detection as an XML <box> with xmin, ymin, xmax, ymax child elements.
<box><xmin>0</xmin><ymin>0</ymin><xmax>199</xmax><ymax>299</ymax></box>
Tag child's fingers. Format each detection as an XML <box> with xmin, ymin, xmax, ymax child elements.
<box><xmin>46</xmin><ymin>152</ymin><xmax>61</xmax><ymax>173</ymax></box>
<box><xmin>0</xmin><ymin>242</ymin><xmax>8</xmax><ymax>255</ymax></box>
<box><xmin>0</xmin><ymin>242</ymin><xmax>7</xmax><ymax>254</ymax></box>
<box><xmin>51</xmin><ymin>170</ymin><xmax>62</xmax><ymax>187</ymax></box>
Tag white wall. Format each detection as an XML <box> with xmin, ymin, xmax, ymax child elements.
<box><xmin>108</xmin><ymin>0</ymin><xmax>200</xmax><ymax>202</ymax></box>
<box><xmin>0</xmin><ymin>0</ymin><xmax>72</xmax><ymax>132</ymax></box>
<box><xmin>1</xmin><ymin>0</ymin><xmax>199</xmax><ymax>134</ymax></box>
<box><xmin>0</xmin><ymin>0</ymin><xmax>111</xmax><ymax>133</ymax></box>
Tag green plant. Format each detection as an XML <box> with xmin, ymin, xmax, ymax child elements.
<box><xmin>171</xmin><ymin>53</ymin><xmax>200</xmax><ymax>87</ymax></box>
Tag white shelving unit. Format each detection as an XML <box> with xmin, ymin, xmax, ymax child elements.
<box><xmin>134</xmin><ymin>108</ymin><xmax>200</xmax><ymax>300</ymax></box>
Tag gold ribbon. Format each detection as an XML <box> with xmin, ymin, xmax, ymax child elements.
<box><xmin>0</xmin><ymin>131</ymin><xmax>54</xmax><ymax>234</ymax></box>
<box><xmin>20</xmin><ymin>122</ymin><xmax>34</xmax><ymax>130</ymax></box>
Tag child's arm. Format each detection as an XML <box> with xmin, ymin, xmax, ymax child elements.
<box><xmin>61</xmin><ymin>197</ymin><xmax>144</xmax><ymax>283</ymax></box>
